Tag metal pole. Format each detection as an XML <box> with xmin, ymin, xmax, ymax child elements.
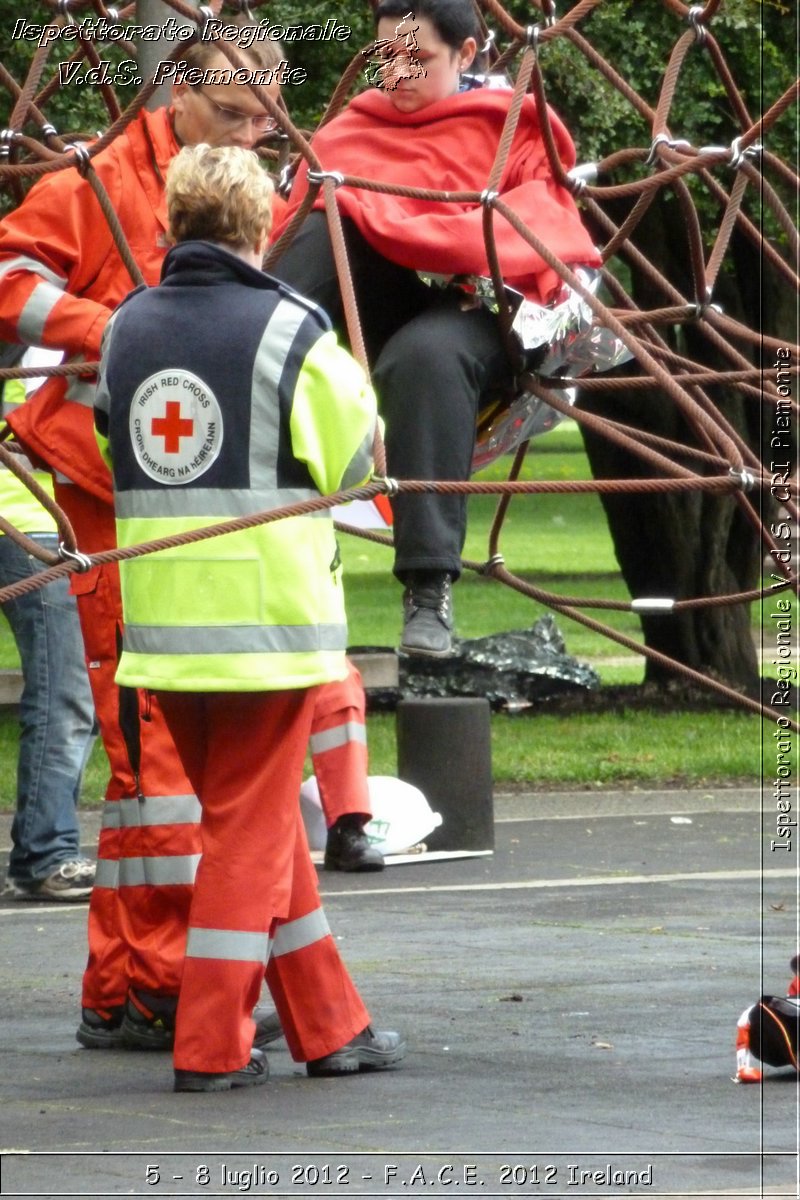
<box><xmin>136</xmin><ymin>0</ymin><xmax>201</xmax><ymax>111</ymax></box>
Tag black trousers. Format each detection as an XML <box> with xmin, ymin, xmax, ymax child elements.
<box><xmin>272</xmin><ymin>213</ymin><xmax>512</xmax><ymax>579</ymax></box>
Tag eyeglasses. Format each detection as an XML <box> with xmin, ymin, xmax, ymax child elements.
<box><xmin>195</xmin><ymin>87</ymin><xmax>278</xmax><ymax>134</ymax></box>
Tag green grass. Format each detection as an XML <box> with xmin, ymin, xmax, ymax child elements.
<box><xmin>0</xmin><ymin>709</ymin><xmax>111</xmax><ymax>810</ymax></box>
<box><xmin>362</xmin><ymin>708</ymin><xmax>761</xmax><ymax>789</ymax></box>
<box><xmin>0</xmin><ymin>421</ymin><xmax>776</xmax><ymax>807</ymax></box>
<box><xmin>342</xmin><ymin>422</ymin><xmax>644</xmax><ymax>663</ymax></box>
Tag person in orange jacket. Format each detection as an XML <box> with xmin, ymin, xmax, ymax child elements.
<box><xmin>0</xmin><ymin>23</ymin><xmax>377</xmax><ymax>1053</ymax></box>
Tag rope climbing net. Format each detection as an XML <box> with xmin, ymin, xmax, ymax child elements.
<box><xmin>0</xmin><ymin>0</ymin><xmax>797</xmax><ymax>730</ymax></box>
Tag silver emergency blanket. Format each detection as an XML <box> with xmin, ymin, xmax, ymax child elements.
<box><xmin>417</xmin><ymin>266</ymin><xmax>631</xmax><ymax>376</ymax></box>
<box><xmin>355</xmin><ymin>614</ymin><xmax>600</xmax><ymax>712</ymax></box>
<box><xmin>419</xmin><ymin>266</ymin><xmax>632</xmax><ymax>469</ymax></box>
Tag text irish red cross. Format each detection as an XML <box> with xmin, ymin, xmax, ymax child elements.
<box><xmin>151</xmin><ymin>401</ymin><xmax>194</xmax><ymax>453</ymax></box>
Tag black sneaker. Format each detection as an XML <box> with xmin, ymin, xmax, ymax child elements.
<box><xmin>174</xmin><ymin>1047</ymin><xmax>270</xmax><ymax>1093</ymax></box>
<box><xmin>324</xmin><ymin>817</ymin><xmax>385</xmax><ymax>872</ymax></box>
<box><xmin>306</xmin><ymin>1025</ymin><xmax>406</xmax><ymax>1076</ymax></box>
<box><xmin>76</xmin><ymin>1005</ymin><xmax>125</xmax><ymax>1049</ymax></box>
<box><xmin>120</xmin><ymin>990</ymin><xmax>177</xmax><ymax>1051</ymax></box>
<box><xmin>253</xmin><ymin>1005</ymin><xmax>284</xmax><ymax>1048</ymax></box>
<box><xmin>400</xmin><ymin>572</ymin><xmax>454</xmax><ymax>658</ymax></box>
<box><xmin>7</xmin><ymin>858</ymin><xmax>95</xmax><ymax>902</ymax></box>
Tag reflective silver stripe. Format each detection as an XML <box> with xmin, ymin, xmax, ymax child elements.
<box><xmin>249</xmin><ymin>298</ymin><xmax>312</xmax><ymax>491</ymax></box>
<box><xmin>271</xmin><ymin>907</ymin><xmax>331</xmax><ymax>958</ymax></box>
<box><xmin>340</xmin><ymin>428</ymin><xmax>375</xmax><ymax>491</ymax></box>
<box><xmin>63</xmin><ymin>378</ymin><xmax>95</xmax><ymax>407</ymax></box>
<box><xmin>118</xmin><ymin>795</ymin><xmax>202</xmax><ymax>827</ymax></box>
<box><xmin>101</xmin><ymin>803</ymin><xmax>121</xmax><ymax>831</ymax></box>
<box><xmin>310</xmin><ymin>721</ymin><xmax>367</xmax><ymax>756</ymax></box>
<box><xmin>117</xmin><ymin>854</ymin><xmax>200</xmax><ymax>887</ymax></box>
<box><xmin>18</xmin><ymin>280</ymin><xmax>68</xmax><ymax>342</ymax></box>
<box><xmin>124</xmin><ymin>622</ymin><xmax>347</xmax><ymax>656</ymax></box>
<box><xmin>114</xmin><ymin>486</ymin><xmax>322</xmax><ymax>520</ymax></box>
<box><xmin>101</xmin><ymin>795</ymin><xmax>201</xmax><ymax>829</ymax></box>
<box><xmin>94</xmin><ymin>858</ymin><xmax>119</xmax><ymax>889</ymax></box>
<box><xmin>0</xmin><ymin>254</ymin><xmax>67</xmax><ymax>288</ymax></box>
<box><xmin>96</xmin><ymin>854</ymin><xmax>199</xmax><ymax>889</ymax></box>
<box><xmin>64</xmin><ymin>357</ymin><xmax>96</xmax><ymax>407</ymax></box>
<box><xmin>186</xmin><ymin>927</ymin><xmax>271</xmax><ymax>964</ymax></box>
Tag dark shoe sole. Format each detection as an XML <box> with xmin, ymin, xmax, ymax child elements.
<box><xmin>174</xmin><ymin>1060</ymin><xmax>269</xmax><ymax>1092</ymax></box>
<box><xmin>120</xmin><ymin>1015</ymin><xmax>173</xmax><ymax>1051</ymax></box>
<box><xmin>323</xmin><ymin>855</ymin><xmax>385</xmax><ymax>873</ymax></box>
<box><xmin>10</xmin><ymin>887</ymin><xmax>92</xmax><ymax>902</ymax></box>
<box><xmin>398</xmin><ymin>642</ymin><xmax>454</xmax><ymax>659</ymax></box>
<box><xmin>76</xmin><ymin>1023</ymin><xmax>124</xmax><ymax>1050</ymax></box>
<box><xmin>307</xmin><ymin>1037</ymin><xmax>407</xmax><ymax>1077</ymax></box>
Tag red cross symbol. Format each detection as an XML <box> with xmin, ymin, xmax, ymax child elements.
<box><xmin>151</xmin><ymin>401</ymin><xmax>194</xmax><ymax>453</ymax></box>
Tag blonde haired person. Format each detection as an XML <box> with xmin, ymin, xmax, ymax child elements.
<box><xmin>93</xmin><ymin>144</ymin><xmax>404</xmax><ymax>1091</ymax></box>
<box><xmin>0</xmin><ymin>18</ymin><xmax>371</xmax><ymax>1055</ymax></box>
<box><xmin>166</xmin><ymin>141</ymin><xmax>274</xmax><ymax>247</ymax></box>
<box><xmin>167</xmin><ymin>150</ymin><xmax>384</xmax><ymax>876</ymax></box>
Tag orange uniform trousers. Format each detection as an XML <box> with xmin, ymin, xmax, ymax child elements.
<box><xmin>54</xmin><ymin>483</ymin><xmax>200</xmax><ymax>1012</ymax></box>
<box><xmin>159</xmin><ymin>687</ymin><xmax>370</xmax><ymax>1073</ymax></box>
<box><xmin>310</xmin><ymin>660</ymin><xmax>371</xmax><ymax>827</ymax></box>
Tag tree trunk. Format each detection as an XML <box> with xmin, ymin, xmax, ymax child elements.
<box><xmin>576</xmin><ymin>194</ymin><xmax>785</xmax><ymax>696</ymax></box>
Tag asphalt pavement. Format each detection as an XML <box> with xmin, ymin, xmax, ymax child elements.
<box><xmin>1</xmin><ymin>786</ymin><xmax>798</xmax><ymax>1199</ymax></box>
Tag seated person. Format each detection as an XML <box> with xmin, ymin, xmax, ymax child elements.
<box><xmin>271</xmin><ymin>0</ymin><xmax>600</xmax><ymax>657</ymax></box>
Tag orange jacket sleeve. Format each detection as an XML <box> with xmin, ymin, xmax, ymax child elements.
<box><xmin>0</xmin><ymin>159</ymin><xmax>117</xmax><ymax>360</ymax></box>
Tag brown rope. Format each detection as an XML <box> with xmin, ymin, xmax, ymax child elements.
<box><xmin>0</xmin><ymin>0</ymin><xmax>795</xmax><ymax>729</ymax></box>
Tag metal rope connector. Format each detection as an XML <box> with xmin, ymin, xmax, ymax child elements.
<box><xmin>306</xmin><ymin>169</ymin><xmax>345</xmax><ymax>188</ymax></box>
<box><xmin>525</xmin><ymin>24</ymin><xmax>540</xmax><ymax>51</ymax></box>
<box><xmin>65</xmin><ymin>142</ymin><xmax>92</xmax><ymax>176</ymax></box>
<box><xmin>277</xmin><ymin>161</ymin><xmax>295</xmax><ymax>198</ymax></box>
<box><xmin>729</xmin><ymin>467</ymin><xmax>755</xmax><ymax>492</ymax></box>
<box><xmin>482</xmin><ymin>553</ymin><xmax>505</xmax><ymax>574</ymax></box>
<box><xmin>41</xmin><ymin>123</ymin><xmax>58</xmax><ymax>139</ymax></box>
<box><xmin>376</xmin><ymin>476</ymin><xmax>400</xmax><ymax>498</ymax></box>
<box><xmin>687</xmin><ymin>5</ymin><xmax>707</xmax><ymax>44</ymax></box>
<box><xmin>57</xmin><ymin>0</ymin><xmax>76</xmax><ymax>27</ymax></box>
<box><xmin>729</xmin><ymin>137</ymin><xmax>763</xmax><ymax>170</ymax></box>
<box><xmin>58</xmin><ymin>542</ymin><xmax>93</xmax><ymax>572</ymax></box>
<box><xmin>645</xmin><ymin>135</ymin><xmax>692</xmax><ymax>166</ymax></box>
<box><xmin>631</xmin><ymin>597</ymin><xmax>676</xmax><ymax>612</ymax></box>
<box><xmin>0</xmin><ymin>129</ymin><xmax>18</xmax><ymax>159</ymax></box>
<box><xmin>541</xmin><ymin>0</ymin><xmax>558</xmax><ymax>28</ymax></box>
<box><xmin>480</xmin><ymin>188</ymin><xmax>499</xmax><ymax>208</ymax></box>
<box><xmin>690</xmin><ymin>296</ymin><xmax>723</xmax><ymax>320</ymax></box>
<box><xmin>104</xmin><ymin>6</ymin><xmax>120</xmax><ymax>20</ymax></box>
<box><xmin>480</xmin><ymin>30</ymin><xmax>495</xmax><ymax>56</ymax></box>
<box><xmin>198</xmin><ymin>5</ymin><xmax>215</xmax><ymax>25</ymax></box>
<box><xmin>697</xmin><ymin>143</ymin><xmax>729</xmax><ymax>159</ymax></box>
<box><xmin>567</xmin><ymin>162</ymin><xmax>598</xmax><ymax>195</ymax></box>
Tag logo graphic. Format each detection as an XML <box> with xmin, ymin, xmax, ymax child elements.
<box><xmin>129</xmin><ymin>370</ymin><xmax>223</xmax><ymax>485</ymax></box>
<box><xmin>362</xmin><ymin>11</ymin><xmax>426</xmax><ymax>90</ymax></box>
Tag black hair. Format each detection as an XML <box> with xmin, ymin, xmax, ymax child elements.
<box><xmin>373</xmin><ymin>0</ymin><xmax>480</xmax><ymax>52</ymax></box>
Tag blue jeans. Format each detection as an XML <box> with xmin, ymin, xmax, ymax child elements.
<box><xmin>0</xmin><ymin>533</ymin><xmax>96</xmax><ymax>884</ymax></box>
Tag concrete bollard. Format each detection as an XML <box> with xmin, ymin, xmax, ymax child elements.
<box><xmin>396</xmin><ymin>697</ymin><xmax>494</xmax><ymax>851</ymax></box>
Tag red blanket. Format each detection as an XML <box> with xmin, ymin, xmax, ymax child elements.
<box><xmin>275</xmin><ymin>88</ymin><xmax>600</xmax><ymax>304</ymax></box>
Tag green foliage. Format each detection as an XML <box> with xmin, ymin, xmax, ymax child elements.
<box><xmin>255</xmin><ymin>2</ymin><xmax>374</xmax><ymax>130</ymax></box>
<box><xmin>0</xmin><ymin>0</ymin><xmax>126</xmax><ymax>139</ymax></box>
<box><xmin>502</xmin><ymin>0</ymin><xmax>793</xmax><ymax>164</ymax></box>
